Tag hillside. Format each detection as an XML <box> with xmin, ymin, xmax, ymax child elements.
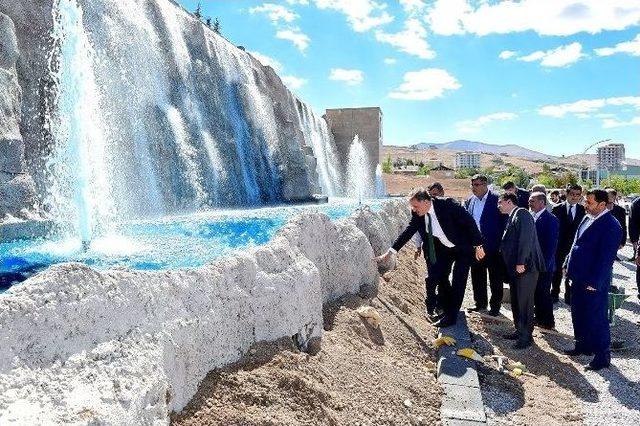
<box><xmin>411</xmin><ymin>140</ymin><xmax>554</xmax><ymax>161</ymax></box>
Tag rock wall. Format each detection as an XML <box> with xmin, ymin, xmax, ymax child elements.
<box><xmin>0</xmin><ymin>12</ymin><xmax>38</xmax><ymax>220</ymax></box>
<box><xmin>0</xmin><ymin>199</ymin><xmax>410</xmax><ymax>424</ymax></box>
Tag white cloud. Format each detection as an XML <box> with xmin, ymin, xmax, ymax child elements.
<box><xmin>282</xmin><ymin>75</ymin><xmax>308</xmax><ymax>89</ymax></box>
<box><xmin>539</xmin><ymin>96</ymin><xmax>640</xmax><ymax>128</ymax></box>
<box><xmin>498</xmin><ymin>50</ymin><xmax>517</xmax><ymax>59</ymax></box>
<box><xmin>375</xmin><ymin>18</ymin><xmax>435</xmax><ymax>59</ymax></box>
<box><xmin>400</xmin><ymin>0</ymin><xmax>427</xmax><ymax>15</ymax></box>
<box><xmin>456</xmin><ymin>112</ymin><xmax>518</xmax><ymax>133</ymax></box>
<box><xmin>517</xmin><ymin>42</ymin><xmax>585</xmax><ymax>67</ymax></box>
<box><xmin>425</xmin><ymin>0</ymin><xmax>640</xmax><ymax>37</ymax></box>
<box><xmin>248</xmin><ymin>51</ymin><xmax>283</xmax><ymax>72</ymax></box>
<box><xmin>286</xmin><ymin>0</ymin><xmax>309</xmax><ymax>4</ymax></box>
<box><xmin>595</xmin><ymin>34</ymin><xmax>640</xmax><ymax>57</ymax></box>
<box><xmin>329</xmin><ymin>68</ymin><xmax>364</xmax><ymax>85</ymax></box>
<box><xmin>425</xmin><ymin>0</ymin><xmax>471</xmax><ymax>35</ymax></box>
<box><xmin>389</xmin><ymin>68</ymin><xmax>461</xmax><ymax>101</ymax></box>
<box><xmin>249</xmin><ymin>3</ymin><xmax>298</xmax><ymax>24</ymax></box>
<box><xmin>602</xmin><ymin>117</ymin><xmax>640</xmax><ymax>128</ymax></box>
<box><xmin>276</xmin><ymin>28</ymin><xmax>310</xmax><ymax>52</ymax></box>
<box><xmin>314</xmin><ymin>0</ymin><xmax>393</xmax><ymax>32</ymax></box>
<box><xmin>384</xmin><ymin>57</ymin><xmax>397</xmax><ymax>65</ymax></box>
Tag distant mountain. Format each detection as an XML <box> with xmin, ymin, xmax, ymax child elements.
<box><xmin>411</xmin><ymin>140</ymin><xmax>554</xmax><ymax>161</ymax></box>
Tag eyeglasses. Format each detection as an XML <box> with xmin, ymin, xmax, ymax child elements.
<box><xmin>471</xmin><ymin>183</ymin><xmax>485</xmax><ymax>187</ymax></box>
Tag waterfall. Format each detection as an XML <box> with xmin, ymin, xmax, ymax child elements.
<box><xmin>346</xmin><ymin>135</ymin><xmax>375</xmax><ymax>203</ymax></box>
<box><xmin>38</xmin><ymin>0</ymin><xmax>343</xmax><ymax>242</ymax></box>
<box><xmin>296</xmin><ymin>102</ymin><xmax>342</xmax><ymax>196</ymax></box>
<box><xmin>45</xmin><ymin>0</ymin><xmax>114</xmax><ymax>243</ymax></box>
<box><xmin>375</xmin><ymin>164</ymin><xmax>387</xmax><ymax>198</ymax></box>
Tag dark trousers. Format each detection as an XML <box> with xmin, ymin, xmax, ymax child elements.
<box><xmin>534</xmin><ymin>271</ymin><xmax>555</xmax><ymax>327</ymax></box>
<box><xmin>425</xmin><ymin>239</ymin><xmax>472</xmax><ymax>321</ymax></box>
<box><xmin>425</xmin><ymin>277</ymin><xmax>440</xmax><ymax>313</ymax></box>
<box><xmin>470</xmin><ymin>250</ymin><xmax>504</xmax><ymax>311</ymax></box>
<box><xmin>551</xmin><ymin>249</ymin><xmax>571</xmax><ymax>303</ymax></box>
<box><xmin>509</xmin><ymin>271</ymin><xmax>538</xmax><ymax>342</ymax></box>
<box><xmin>570</xmin><ymin>283</ymin><xmax>611</xmax><ymax>364</ymax></box>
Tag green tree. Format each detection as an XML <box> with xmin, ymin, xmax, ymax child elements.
<box><xmin>455</xmin><ymin>168</ymin><xmax>479</xmax><ymax>179</ymax></box>
<box><xmin>213</xmin><ymin>17</ymin><xmax>221</xmax><ymax>34</ymax></box>
<box><xmin>417</xmin><ymin>165</ymin><xmax>430</xmax><ymax>176</ymax></box>
<box><xmin>194</xmin><ymin>2</ymin><xmax>202</xmax><ymax>19</ymax></box>
<box><xmin>382</xmin><ymin>155</ymin><xmax>393</xmax><ymax>174</ymax></box>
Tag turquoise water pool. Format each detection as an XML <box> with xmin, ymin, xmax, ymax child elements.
<box><xmin>0</xmin><ymin>199</ymin><xmax>384</xmax><ymax>289</ymax></box>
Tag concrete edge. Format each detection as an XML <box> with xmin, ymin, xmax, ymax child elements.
<box><xmin>437</xmin><ymin>311</ymin><xmax>487</xmax><ymax>425</ymax></box>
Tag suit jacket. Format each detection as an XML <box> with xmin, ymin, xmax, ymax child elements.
<box><xmin>516</xmin><ymin>188</ymin><xmax>531</xmax><ymax>209</ymax></box>
<box><xmin>552</xmin><ymin>201</ymin><xmax>586</xmax><ymax>256</ymax></box>
<box><xmin>610</xmin><ymin>204</ymin><xmax>627</xmax><ymax>247</ymax></box>
<box><xmin>629</xmin><ymin>197</ymin><xmax>640</xmax><ymax>243</ymax></box>
<box><xmin>566</xmin><ymin>212</ymin><xmax>622</xmax><ymax>292</ymax></box>
<box><xmin>500</xmin><ymin>208</ymin><xmax>546</xmax><ymax>279</ymax></box>
<box><xmin>464</xmin><ymin>191</ymin><xmax>508</xmax><ymax>253</ymax></box>
<box><xmin>535</xmin><ymin>209</ymin><xmax>560</xmax><ymax>272</ymax></box>
<box><xmin>392</xmin><ymin>197</ymin><xmax>483</xmax><ymax>259</ymax></box>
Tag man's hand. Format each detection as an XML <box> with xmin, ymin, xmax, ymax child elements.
<box><xmin>516</xmin><ymin>264</ymin><xmax>525</xmax><ymax>274</ymax></box>
<box><xmin>373</xmin><ymin>250</ymin><xmax>392</xmax><ymax>263</ymax></box>
<box><xmin>414</xmin><ymin>247</ymin><xmax>422</xmax><ymax>260</ymax></box>
<box><xmin>475</xmin><ymin>246</ymin><xmax>485</xmax><ymax>261</ymax></box>
<box><xmin>619</xmin><ymin>245</ymin><xmax>625</xmax><ymax>250</ymax></box>
<box><xmin>636</xmin><ymin>254</ymin><xmax>640</xmax><ymax>267</ymax></box>
<box><xmin>586</xmin><ymin>286</ymin><xmax>596</xmax><ymax>292</ymax></box>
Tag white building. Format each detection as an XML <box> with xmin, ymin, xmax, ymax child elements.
<box><xmin>455</xmin><ymin>151</ymin><xmax>481</xmax><ymax>170</ymax></box>
<box><xmin>597</xmin><ymin>143</ymin><xmax>625</xmax><ymax>170</ymax></box>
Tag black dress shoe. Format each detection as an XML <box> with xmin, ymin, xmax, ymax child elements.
<box><xmin>513</xmin><ymin>340</ymin><xmax>532</xmax><ymax>350</ymax></box>
<box><xmin>535</xmin><ymin>323</ymin><xmax>556</xmax><ymax>330</ymax></box>
<box><xmin>584</xmin><ymin>362</ymin><xmax>610</xmax><ymax>371</ymax></box>
<box><xmin>503</xmin><ymin>332</ymin><xmax>519</xmax><ymax>340</ymax></box>
<box><xmin>433</xmin><ymin>316</ymin><xmax>456</xmax><ymax>328</ymax></box>
<box><xmin>466</xmin><ymin>306</ymin><xmax>486</xmax><ymax>313</ymax></box>
<box><xmin>487</xmin><ymin>308</ymin><xmax>500</xmax><ymax>317</ymax></box>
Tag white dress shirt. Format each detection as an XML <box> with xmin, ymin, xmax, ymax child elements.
<box><xmin>468</xmin><ymin>191</ymin><xmax>488</xmax><ymax>232</ymax></box>
<box><xmin>532</xmin><ymin>208</ymin><xmax>545</xmax><ymax>222</ymax></box>
<box><xmin>576</xmin><ymin>209</ymin><xmax>609</xmax><ymax>239</ymax></box>
<box><xmin>426</xmin><ymin>203</ymin><xmax>455</xmax><ymax>248</ymax></box>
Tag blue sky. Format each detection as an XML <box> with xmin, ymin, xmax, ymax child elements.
<box><xmin>179</xmin><ymin>0</ymin><xmax>640</xmax><ymax>158</ymax></box>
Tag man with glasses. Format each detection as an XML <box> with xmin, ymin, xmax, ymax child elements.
<box><xmin>466</xmin><ymin>175</ymin><xmax>507</xmax><ymax>316</ymax></box>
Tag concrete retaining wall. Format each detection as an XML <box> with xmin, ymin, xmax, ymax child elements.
<box><xmin>0</xmin><ymin>199</ymin><xmax>410</xmax><ymax>424</ymax></box>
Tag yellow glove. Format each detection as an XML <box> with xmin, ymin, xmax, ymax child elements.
<box><xmin>506</xmin><ymin>361</ymin><xmax>527</xmax><ymax>372</ymax></box>
<box><xmin>456</xmin><ymin>348</ymin><xmax>484</xmax><ymax>362</ymax></box>
<box><xmin>433</xmin><ymin>335</ymin><xmax>457</xmax><ymax>348</ymax></box>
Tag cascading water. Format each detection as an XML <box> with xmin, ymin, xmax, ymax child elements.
<box><xmin>346</xmin><ymin>135</ymin><xmax>375</xmax><ymax>204</ymax></box>
<box><xmin>45</xmin><ymin>0</ymin><xmax>114</xmax><ymax>244</ymax></box>
<box><xmin>375</xmin><ymin>164</ymin><xmax>387</xmax><ymax>198</ymax></box>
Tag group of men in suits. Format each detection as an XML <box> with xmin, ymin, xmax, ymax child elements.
<box><xmin>375</xmin><ymin>180</ymin><xmax>625</xmax><ymax>370</ymax></box>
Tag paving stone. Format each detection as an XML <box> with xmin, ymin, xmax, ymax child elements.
<box><xmin>441</xmin><ymin>383</ymin><xmax>487</xmax><ymax>423</ymax></box>
<box><xmin>442</xmin><ymin>418</ymin><xmax>487</xmax><ymax>426</ymax></box>
<box><xmin>437</xmin><ymin>348</ymin><xmax>480</xmax><ymax>388</ymax></box>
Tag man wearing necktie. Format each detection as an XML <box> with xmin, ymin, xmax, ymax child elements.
<box><xmin>563</xmin><ymin>189</ymin><xmax>622</xmax><ymax>370</ymax></box>
<box><xmin>498</xmin><ymin>192</ymin><xmax>546</xmax><ymax>349</ymax></box>
<box><xmin>375</xmin><ymin>188</ymin><xmax>485</xmax><ymax>328</ymax></box>
<box><xmin>551</xmin><ymin>184</ymin><xmax>585</xmax><ymax>304</ymax></box>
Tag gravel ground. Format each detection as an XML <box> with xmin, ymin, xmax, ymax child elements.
<box><xmin>466</xmin><ymin>244</ymin><xmax>640</xmax><ymax>425</ymax></box>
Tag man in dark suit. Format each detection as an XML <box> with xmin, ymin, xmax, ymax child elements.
<box><xmin>564</xmin><ymin>189</ymin><xmax>622</xmax><ymax>370</ymax></box>
<box><xmin>465</xmin><ymin>175</ymin><xmax>507</xmax><ymax>316</ymax></box>
<box><xmin>529</xmin><ymin>192</ymin><xmax>559</xmax><ymax>329</ymax></box>
<box><xmin>551</xmin><ymin>184</ymin><xmax>585</xmax><ymax>304</ymax></box>
<box><xmin>499</xmin><ymin>192</ymin><xmax>546</xmax><ymax>349</ymax></box>
<box><xmin>605</xmin><ymin>188</ymin><xmax>628</xmax><ymax>250</ymax></box>
<box><xmin>629</xmin><ymin>196</ymin><xmax>640</xmax><ymax>299</ymax></box>
<box><xmin>375</xmin><ymin>188</ymin><xmax>485</xmax><ymax>327</ymax></box>
<box><xmin>502</xmin><ymin>181</ymin><xmax>530</xmax><ymax>208</ymax></box>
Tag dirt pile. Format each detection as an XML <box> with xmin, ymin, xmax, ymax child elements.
<box><xmin>171</xmin><ymin>248</ymin><xmax>442</xmax><ymax>425</ymax></box>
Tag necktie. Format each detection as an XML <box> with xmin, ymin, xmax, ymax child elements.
<box><xmin>426</xmin><ymin>213</ymin><xmax>437</xmax><ymax>265</ymax></box>
<box><xmin>569</xmin><ymin>204</ymin><xmax>575</xmax><ymax>221</ymax></box>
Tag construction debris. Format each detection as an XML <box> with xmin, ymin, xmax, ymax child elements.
<box><xmin>433</xmin><ymin>335</ymin><xmax>457</xmax><ymax>348</ymax></box>
<box><xmin>356</xmin><ymin>306</ymin><xmax>382</xmax><ymax>328</ymax></box>
<box><xmin>457</xmin><ymin>348</ymin><xmax>484</xmax><ymax>362</ymax></box>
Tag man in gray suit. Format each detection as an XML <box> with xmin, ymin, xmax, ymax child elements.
<box><xmin>498</xmin><ymin>192</ymin><xmax>546</xmax><ymax>349</ymax></box>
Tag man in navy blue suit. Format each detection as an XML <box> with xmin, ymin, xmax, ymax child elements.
<box><xmin>564</xmin><ymin>189</ymin><xmax>622</xmax><ymax>371</ymax></box>
<box><xmin>629</xmin><ymin>196</ymin><xmax>640</xmax><ymax>299</ymax></box>
<box><xmin>466</xmin><ymin>175</ymin><xmax>507</xmax><ymax>316</ymax></box>
<box><xmin>375</xmin><ymin>188</ymin><xmax>485</xmax><ymax>328</ymax></box>
<box><xmin>529</xmin><ymin>192</ymin><xmax>559</xmax><ymax>329</ymax></box>
<box><xmin>503</xmin><ymin>181</ymin><xmax>531</xmax><ymax>208</ymax></box>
